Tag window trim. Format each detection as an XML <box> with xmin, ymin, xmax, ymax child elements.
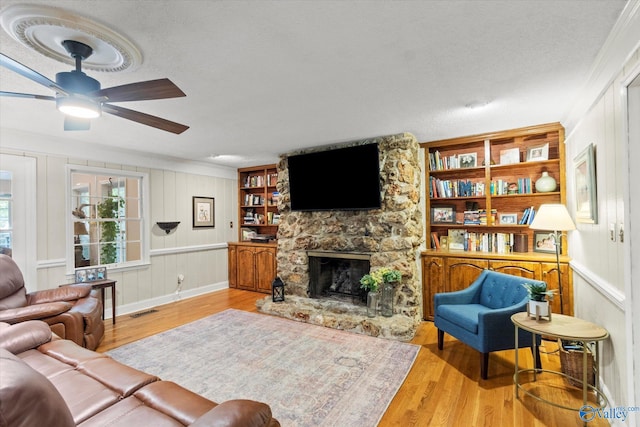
<box><xmin>66</xmin><ymin>165</ymin><xmax>150</xmax><ymax>274</ymax></box>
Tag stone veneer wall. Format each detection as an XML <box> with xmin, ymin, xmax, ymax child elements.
<box><xmin>258</xmin><ymin>133</ymin><xmax>423</xmax><ymax>340</ymax></box>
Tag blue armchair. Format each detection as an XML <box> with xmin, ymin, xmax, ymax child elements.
<box><xmin>434</xmin><ymin>269</ymin><xmax>543</xmax><ymax>379</ymax></box>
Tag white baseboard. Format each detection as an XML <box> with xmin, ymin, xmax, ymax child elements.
<box><xmin>106</xmin><ymin>281</ymin><xmax>229</xmax><ymax>319</ymax></box>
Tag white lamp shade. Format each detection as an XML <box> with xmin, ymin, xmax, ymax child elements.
<box><xmin>529</xmin><ymin>204</ymin><xmax>576</xmax><ymax>231</ymax></box>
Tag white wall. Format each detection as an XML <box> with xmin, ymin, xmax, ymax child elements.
<box><xmin>0</xmin><ymin>129</ymin><xmax>238</xmax><ymax>318</ymax></box>
<box><xmin>564</xmin><ymin>37</ymin><xmax>639</xmax><ymax>423</ymax></box>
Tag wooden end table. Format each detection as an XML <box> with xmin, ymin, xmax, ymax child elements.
<box><xmin>511</xmin><ymin>312</ymin><xmax>608</xmax><ymax>420</ymax></box>
<box><xmin>88</xmin><ymin>279</ymin><xmax>117</xmax><ymax>325</ymax></box>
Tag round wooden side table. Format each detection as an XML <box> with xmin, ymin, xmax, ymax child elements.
<box><xmin>511</xmin><ymin>312</ymin><xmax>609</xmax><ymax>418</ymax></box>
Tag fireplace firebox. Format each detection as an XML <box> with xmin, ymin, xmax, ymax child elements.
<box><xmin>307</xmin><ymin>251</ymin><xmax>370</xmax><ymax>303</ymax></box>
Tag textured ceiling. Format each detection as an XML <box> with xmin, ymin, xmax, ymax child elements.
<box><xmin>0</xmin><ymin>0</ymin><xmax>628</xmax><ymax>169</ymax></box>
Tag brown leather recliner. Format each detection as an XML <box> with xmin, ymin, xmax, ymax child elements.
<box><xmin>0</xmin><ymin>254</ymin><xmax>104</xmax><ymax>350</ymax></box>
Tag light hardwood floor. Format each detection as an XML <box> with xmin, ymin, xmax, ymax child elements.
<box><xmin>96</xmin><ymin>289</ymin><xmax>607</xmax><ymax>427</ymax></box>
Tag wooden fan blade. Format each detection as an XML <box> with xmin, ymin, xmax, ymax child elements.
<box><xmin>92</xmin><ymin>78</ymin><xmax>186</xmax><ymax>102</ymax></box>
<box><xmin>102</xmin><ymin>104</ymin><xmax>189</xmax><ymax>134</ymax></box>
<box><xmin>64</xmin><ymin>116</ymin><xmax>91</xmax><ymax>131</ymax></box>
<box><xmin>0</xmin><ymin>91</ymin><xmax>55</xmax><ymax>101</ymax></box>
<box><xmin>0</xmin><ymin>53</ymin><xmax>69</xmax><ymax>95</ymax></box>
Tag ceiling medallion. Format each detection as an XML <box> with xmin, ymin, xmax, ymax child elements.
<box><xmin>0</xmin><ymin>4</ymin><xmax>142</xmax><ymax>72</ymax></box>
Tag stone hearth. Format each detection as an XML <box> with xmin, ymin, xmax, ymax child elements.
<box><xmin>257</xmin><ymin>133</ymin><xmax>423</xmax><ymax>341</ymax></box>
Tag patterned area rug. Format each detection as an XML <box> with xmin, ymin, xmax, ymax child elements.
<box><xmin>107</xmin><ymin>309</ymin><xmax>419</xmax><ymax>426</ymax></box>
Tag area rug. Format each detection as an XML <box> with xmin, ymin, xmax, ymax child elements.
<box><xmin>107</xmin><ymin>309</ymin><xmax>419</xmax><ymax>426</ymax></box>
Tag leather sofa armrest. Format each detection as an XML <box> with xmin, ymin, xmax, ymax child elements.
<box><xmin>0</xmin><ymin>320</ymin><xmax>52</xmax><ymax>353</ymax></box>
<box><xmin>0</xmin><ymin>301</ymin><xmax>72</xmax><ymax>323</ymax></box>
<box><xmin>27</xmin><ymin>284</ymin><xmax>91</xmax><ymax>304</ymax></box>
<box><xmin>191</xmin><ymin>400</ymin><xmax>278</xmax><ymax>427</ymax></box>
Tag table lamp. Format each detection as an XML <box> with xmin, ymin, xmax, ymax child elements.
<box><xmin>529</xmin><ymin>204</ymin><xmax>576</xmax><ymax>314</ymax></box>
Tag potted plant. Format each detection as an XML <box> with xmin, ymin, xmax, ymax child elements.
<box><xmin>360</xmin><ymin>267</ymin><xmax>402</xmax><ymax>318</ymax></box>
<box><xmin>522</xmin><ymin>282</ymin><xmax>555</xmax><ymax>319</ymax></box>
<box><xmin>360</xmin><ymin>273</ymin><xmax>380</xmax><ymax>318</ymax></box>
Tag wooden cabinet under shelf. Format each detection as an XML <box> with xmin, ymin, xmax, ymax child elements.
<box><xmin>228</xmin><ymin>242</ymin><xmax>277</xmax><ymax>294</ymax></box>
<box><xmin>421</xmin><ymin>250</ymin><xmax>573</xmax><ymax>321</ymax></box>
<box><xmin>238</xmin><ymin>164</ymin><xmax>279</xmax><ymax>242</ymax></box>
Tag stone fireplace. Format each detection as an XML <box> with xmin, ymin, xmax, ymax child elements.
<box><xmin>257</xmin><ymin>133</ymin><xmax>423</xmax><ymax>341</ymax></box>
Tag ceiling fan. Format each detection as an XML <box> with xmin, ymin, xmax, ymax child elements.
<box><xmin>0</xmin><ymin>40</ymin><xmax>189</xmax><ymax>134</ymax></box>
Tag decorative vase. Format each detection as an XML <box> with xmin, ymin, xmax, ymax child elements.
<box><xmin>535</xmin><ymin>172</ymin><xmax>557</xmax><ymax>193</ymax></box>
<box><xmin>366</xmin><ymin>291</ymin><xmax>379</xmax><ymax>317</ymax></box>
<box><xmin>380</xmin><ymin>282</ymin><xmax>394</xmax><ymax>317</ymax></box>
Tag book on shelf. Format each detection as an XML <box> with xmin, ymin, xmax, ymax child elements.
<box><xmin>463</xmin><ymin>210</ymin><xmax>480</xmax><ymax>225</ymax></box>
<box><xmin>431</xmin><ymin>232</ymin><xmax>441</xmax><ymax>249</ymax></box>
<box><xmin>244</xmin><ymin>175</ymin><xmax>265</xmax><ymax>188</ymax></box>
<box><xmin>519</xmin><ymin>206</ymin><xmax>536</xmax><ymax>225</ymax></box>
<box><xmin>444</xmin><ymin>230</ymin><xmax>516</xmax><ymax>253</ymax></box>
<box><xmin>267</xmin><ymin>173</ymin><xmax>278</xmax><ymax>187</ymax></box>
<box><xmin>430</xmin><ymin>177</ymin><xmax>485</xmax><ymax>198</ymax></box>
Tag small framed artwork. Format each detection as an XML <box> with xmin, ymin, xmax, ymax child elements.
<box><xmin>499</xmin><ymin>148</ymin><xmax>520</xmax><ymax>165</ymax></box>
<box><xmin>447</xmin><ymin>229</ymin><xmax>466</xmax><ymax>250</ymax></box>
<box><xmin>431</xmin><ymin>205</ymin><xmax>455</xmax><ymax>223</ymax></box>
<box><xmin>574</xmin><ymin>143</ymin><xmax>598</xmax><ymax>224</ymax></box>
<box><xmin>459</xmin><ymin>153</ymin><xmax>477</xmax><ymax>168</ymax></box>
<box><xmin>499</xmin><ymin>213</ymin><xmax>518</xmax><ymax>225</ymax></box>
<box><xmin>533</xmin><ymin>231</ymin><xmax>558</xmax><ymax>253</ymax></box>
<box><xmin>75</xmin><ymin>267</ymin><xmax>106</xmax><ymax>283</ymax></box>
<box><xmin>439</xmin><ymin>236</ymin><xmax>449</xmax><ymax>250</ymax></box>
<box><xmin>193</xmin><ymin>196</ymin><xmax>215</xmax><ymax>228</ymax></box>
<box><xmin>526</xmin><ymin>143</ymin><xmax>549</xmax><ymax>162</ymax></box>
<box><xmin>96</xmin><ymin>267</ymin><xmax>107</xmax><ymax>280</ymax></box>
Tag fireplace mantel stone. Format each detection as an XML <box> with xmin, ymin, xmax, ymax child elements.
<box><xmin>258</xmin><ymin>133</ymin><xmax>423</xmax><ymax>341</ymax></box>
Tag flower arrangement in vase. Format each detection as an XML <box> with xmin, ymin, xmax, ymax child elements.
<box><xmin>522</xmin><ymin>282</ymin><xmax>555</xmax><ymax>321</ymax></box>
<box><xmin>360</xmin><ymin>267</ymin><xmax>402</xmax><ymax>317</ymax></box>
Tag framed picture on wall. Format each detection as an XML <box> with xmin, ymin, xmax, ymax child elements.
<box><xmin>574</xmin><ymin>143</ymin><xmax>598</xmax><ymax>224</ymax></box>
<box><xmin>193</xmin><ymin>196</ymin><xmax>215</xmax><ymax>228</ymax></box>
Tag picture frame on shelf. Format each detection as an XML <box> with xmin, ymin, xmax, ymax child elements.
<box><xmin>526</xmin><ymin>143</ymin><xmax>549</xmax><ymax>162</ymax></box>
<box><xmin>533</xmin><ymin>231</ymin><xmax>558</xmax><ymax>253</ymax></box>
<box><xmin>499</xmin><ymin>148</ymin><xmax>520</xmax><ymax>165</ymax></box>
<box><xmin>447</xmin><ymin>229</ymin><xmax>466</xmax><ymax>250</ymax></box>
<box><xmin>498</xmin><ymin>213</ymin><xmax>518</xmax><ymax>225</ymax></box>
<box><xmin>431</xmin><ymin>205</ymin><xmax>455</xmax><ymax>223</ymax></box>
<box><xmin>459</xmin><ymin>153</ymin><xmax>477</xmax><ymax>168</ymax></box>
<box><xmin>75</xmin><ymin>267</ymin><xmax>106</xmax><ymax>283</ymax></box>
<box><xmin>193</xmin><ymin>196</ymin><xmax>215</xmax><ymax>228</ymax></box>
<box><xmin>574</xmin><ymin>143</ymin><xmax>598</xmax><ymax>224</ymax></box>
<box><xmin>439</xmin><ymin>236</ymin><xmax>449</xmax><ymax>250</ymax></box>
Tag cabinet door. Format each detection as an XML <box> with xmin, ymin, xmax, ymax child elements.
<box><xmin>255</xmin><ymin>247</ymin><xmax>276</xmax><ymax>293</ymax></box>
<box><xmin>422</xmin><ymin>256</ymin><xmax>445</xmax><ymax>320</ymax></box>
<box><xmin>236</xmin><ymin>247</ymin><xmax>257</xmax><ymax>291</ymax></box>
<box><xmin>540</xmin><ymin>262</ymin><xmax>573</xmax><ymax>316</ymax></box>
<box><xmin>489</xmin><ymin>260</ymin><xmax>540</xmax><ymax>279</ymax></box>
<box><xmin>445</xmin><ymin>257</ymin><xmax>488</xmax><ymax>292</ymax></box>
<box><xmin>228</xmin><ymin>245</ymin><xmax>237</xmax><ymax>288</ymax></box>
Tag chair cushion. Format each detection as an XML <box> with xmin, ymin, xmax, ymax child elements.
<box><xmin>436</xmin><ymin>304</ymin><xmax>491</xmax><ymax>334</ymax></box>
<box><xmin>478</xmin><ymin>273</ymin><xmax>529</xmax><ymax>309</ymax></box>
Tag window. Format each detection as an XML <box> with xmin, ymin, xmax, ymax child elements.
<box><xmin>69</xmin><ymin>167</ymin><xmax>148</xmax><ymax>270</ymax></box>
<box><xmin>0</xmin><ymin>171</ymin><xmax>13</xmax><ymax>256</ymax></box>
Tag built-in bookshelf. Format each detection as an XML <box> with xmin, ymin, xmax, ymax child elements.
<box><xmin>421</xmin><ymin>122</ymin><xmax>566</xmax><ymax>255</ymax></box>
<box><xmin>238</xmin><ymin>164</ymin><xmax>279</xmax><ymax>242</ymax></box>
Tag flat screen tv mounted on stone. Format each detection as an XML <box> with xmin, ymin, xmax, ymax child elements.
<box><xmin>288</xmin><ymin>143</ymin><xmax>381</xmax><ymax>211</ymax></box>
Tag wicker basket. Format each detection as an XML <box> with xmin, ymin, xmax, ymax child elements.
<box><xmin>559</xmin><ymin>340</ymin><xmax>595</xmax><ymax>388</ymax></box>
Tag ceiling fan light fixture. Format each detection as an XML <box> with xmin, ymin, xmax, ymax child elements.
<box><xmin>57</xmin><ymin>96</ymin><xmax>101</xmax><ymax>118</ymax></box>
